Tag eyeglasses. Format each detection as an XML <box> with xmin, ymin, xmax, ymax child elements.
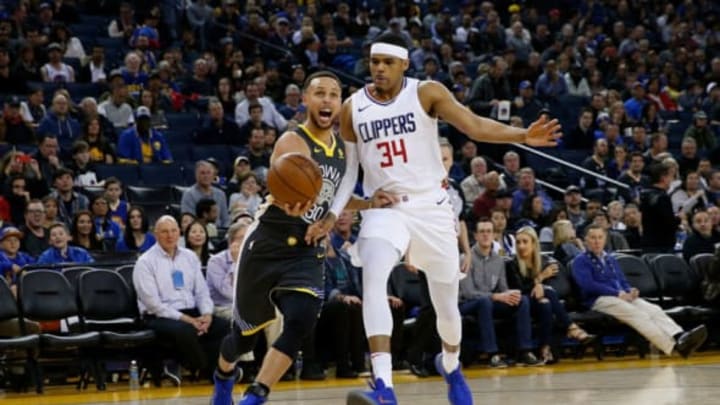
<box><xmin>27</xmin><ymin>209</ymin><xmax>45</xmax><ymax>214</ymax></box>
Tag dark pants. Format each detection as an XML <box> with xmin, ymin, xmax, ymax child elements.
<box><xmin>221</xmin><ymin>291</ymin><xmax>321</xmax><ymax>363</ymax></box>
<box><xmin>459</xmin><ymin>295</ymin><xmax>533</xmax><ymax>354</ymax></box>
<box><xmin>145</xmin><ymin>309</ymin><xmax>230</xmax><ymax>375</ymax></box>
<box><xmin>530</xmin><ymin>287</ymin><xmax>572</xmax><ymax>346</ymax></box>
<box><xmin>316</xmin><ymin>300</ymin><xmax>366</xmax><ymax>371</ymax></box>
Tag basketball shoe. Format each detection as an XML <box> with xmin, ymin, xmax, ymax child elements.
<box><xmin>210</xmin><ymin>368</ymin><xmax>242</xmax><ymax>405</ymax></box>
<box><xmin>434</xmin><ymin>353</ymin><xmax>473</xmax><ymax>405</ymax></box>
<box><xmin>346</xmin><ymin>378</ymin><xmax>397</xmax><ymax>404</ymax></box>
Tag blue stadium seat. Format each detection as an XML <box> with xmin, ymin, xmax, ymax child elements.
<box><xmin>69</xmin><ymin>24</ymin><xmax>99</xmax><ymax>37</ymax></box>
<box><xmin>165</xmin><ymin>113</ymin><xmax>200</xmax><ymax>131</ymax></box>
<box><xmin>191</xmin><ymin>145</ymin><xmax>233</xmax><ymax>170</ymax></box>
<box><xmin>164</xmin><ymin>128</ymin><xmax>194</xmax><ymax>144</ymax></box>
<box><xmin>168</xmin><ymin>143</ymin><xmax>192</xmax><ymax>162</ymax></box>
<box><xmin>65</xmin><ymin>83</ymin><xmax>102</xmax><ymax>101</ymax></box>
<box><xmin>139</xmin><ymin>163</ymin><xmax>185</xmax><ymax>186</ymax></box>
<box><xmin>95</xmin><ymin>164</ymin><xmax>140</xmax><ymax>186</ymax></box>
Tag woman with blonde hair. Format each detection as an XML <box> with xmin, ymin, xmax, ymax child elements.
<box><xmin>552</xmin><ymin>220</ymin><xmax>584</xmax><ymax>265</ymax></box>
<box><xmin>507</xmin><ymin>226</ymin><xmax>594</xmax><ymax>363</ymax></box>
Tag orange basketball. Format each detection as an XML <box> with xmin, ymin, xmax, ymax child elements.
<box><xmin>267</xmin><ymin>152</ymin><xmax>323</xmax><ymax>206</ymax></box>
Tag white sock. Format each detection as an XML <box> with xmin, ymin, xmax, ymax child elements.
<box><xmin>370</xmin><ymin>352</ymin><xmax>393</xmax><ymax>387</ymax></box>
<box><xmin>442</xmin><ymin>349</ymin><xmax>460</xmax><ymax>374</ymax></box>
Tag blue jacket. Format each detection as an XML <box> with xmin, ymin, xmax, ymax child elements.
<box><xmin>0</xmin><ymin>251</ymin><xmax>36</xmax><ymax>283</ymax></box>
<box><xmin>115</xmin><ymin>233</ymin><xmax>156</xmax><ymax>253</ymax></box>
<box><xmin>37</xmin><ymin>112</ymin><xmax>81</xmax><ymax>141</ymax></box>
<box><xmin>37</xmin><ymin>246</ymin><xmax>95</xmax><ymax>265</ymax></box>
<box><xmin>117</xmin><ymin>128</ymin><xmax>173</xmax><ymax>164</ymax></box>
<box><xmin>571</xmin><ymin>251</ymin><xmax>631</xmax><ymax>309</ymax></box>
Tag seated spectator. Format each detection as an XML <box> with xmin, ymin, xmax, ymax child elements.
<box><xmin>103</xmin><ymin>177</ymin><xmax>128</xmax><ymax>227</ymax></box>
<box><xmin>472</xmin><ymin>172</ymin><xmax>504</xmax><ymax>220</ymax></box>
<box><xmin>134</xmin><ymin>216</ymin><xmax>229</xmax><ymax>379</ymax></box>
<box><xmin>3</xmin><ymin>96</ymin><xmax>35</xmax><ymax>145</ymax></box>
<box><xmin>138</xmin><ymin>89</ymin><xmax>168</xmax><ymax>130</ymax></box>
<box><xmin>590</xmin><ymin>211</ymin><xmax>630</xmax><ymax>252</ymax></box>
<box><xmin>607</xmin><ymin>143</ymin><xmax>629</xmax><ymax>179</ymax></box>
<box><xmin>237</xmin><ymin>102</ymin><xmax>268</xmax><ymax>145</ymax></box>
<box><xmin>467</xmin><ymin>56</ymin><xmax>511</xmax><ymax>118</ymax></box>
<box><xmin>20</xmin><ymin>87</ymin><xmax>47</xmax><ymax>128</ymax></box>
<box><xmin>207</xmin><ymin>222</ymin><xmax>249</xmax><ymax>319</ymax></box>
<box><xmin>618</xmin><ymin>152</ymin><xmax>648</xmax><ymax>204</ymax></box>
<box><xmin>506</xmin><ymin>226</ymin><xmax>594</xmax><ymax>364</ymax></box>
<box><xmin>6</xmin><ymin>175</ymin><xmax>31</xmax><ymax>226</ymax></box>
<box><xmin>81</xmin><ymin>116</ymin><xmax>116</xmax><ymax>164</ymax></box>
<box><xmin>37</xmin><ymin>93</ymin><xmax>81</xmax><ymax>142</ymax></box>
<box><xmin>316</xmin><ymin>241</ymin><xmax>367</xmax><ymax>377</ymax></box>
<box><xmin>41</xmin><ymin>42</ymin><xmax>75</xmax><ymax>82</ymax></box>
<box><xmin>564</xmin><ymin>64</ymin><xmax>591</xmax><ymax>98</ymax></box>
<box><xmin>539</xmin><ymin>207</ymin><xmax>569</xmax><ymax>243</ymax></box>
<box><xmin>117</xmin><ymin>107</ymin><xmax>173</xmax><ymax>164</ymax></box>
<box><xmin>13</xmin><ymin>44</ymin><xmax>42</xmax><ymax>85</ymax></box>
<box><xmin>78</xmin><ymin>44</ymin><xmax>108</xmax><ymax>83</ymax></box>
<box><xmin>677</xmin><ymin>137</ymin><xmax>699</xmax><ymax>178</ymax></box>
<box><xmin>79</xmin><ymin>97</ymin><xmax>118</xmax><ymax>143</ymax></box>
<box><xmin>622</xmin><ymin>203</ymin><xmax>643</xmax><ymax>249</ymax></box>
<box><xmin>572</xmin><ymin>224</ymin><xmax>707</xmax><ymax>358</ymax></box>
<box><xmin>580</xmin><ymin>138</ymin><xmax>609</xmax><ymax>190</ymax></box>
<box><xmin>185</xmin><ymin>220</ymin><xmax>210</xmax><ymax>266</ymax></box>
<box><xmin>116</xmin><ymin>206</ymin><xmax>156</xmax><ymax>253</ymax></box>
<box><xmin>640</xmin><ymin>103</ymin><xmax>664</xmax><ymax>134</ymax></box>
<box><xmin>215</xmin><ymin>77</ymin><xmax>237</xmax><ymax>120</ymax></box>
<box><xmin>623</xmin><ymin>82</ymin><xmax>647</xmax><ymax>123</ymax></box>
<box><xmin>90</xmin><ymin>195</ymin><xmax>121</xmax><ymax>249</ymax></box>
<box><xmin>511</xmin><ymin>168</ymin><xmax>552</xmax><ymax>216</ymax></box>
<box><xmin>278</xmin><ymin>84</ymin><xmax>305</xmax><ymax>121</ymax></box>
<box><xmin>121</xmin><ymin>52</ymin><xmax>148</xmax><ymax>97</ymax></box>
<box><xmin>670</xmin><ymin>171</ymin><xmax>709</xmax><ymax>215</ymax></box>
<box><xmin>226</xmin><ymin>156</ymin><xmax>252</xmax><ymax>196</ymax></box>
<box><xmin>182</xmin><ymin>58</ymin><xmax>214</xmax><ymax>97</ymax></box>
<box><xmin>490</xmin><ymin>208</ymin><xmax>515</xmax><ymax>257</ymax></box>
<box><xmin>682</xmin><ymin>210</ymin><xmax>720</xmax><ymax>262</ymax></box>
<box><xmin>684</xmin><ymin>111</ymin><xmax>715</xmax><ymax>152</ymax></box>
<box><xmin>37</xmin><ymin>222</ymin><xmax>94</xmax><ymax>264</ymax></box>
<box><xmin>196</xmin><ymin>99</ymin><xmax>243</xmax><ymax>145</ymax></box>
<box><xmin>552</xmin><ymin>219</ymin><xmax>584</xmax><ymax>266</ymax></box>
<box><xmin>563</xmin><ymin>186</ymin><xmax>585</xmax><ymax>228</ymax></box>
<box><xmin>513</xmin><ymin>81</ymin><xmax>546</xmax><ymax>126</ymax></box>
<box><xmin>234</xmin><ymin>81</ymin><xmax>287</xmax><ymax>131</ymax></box>
<box><xmin>644</xmin><ymin>133</ymin><xmax>669</xmax><ymax>167</ymax></box>
<box><xmin>607</xmin><ymin>201</ymin><xmax>627</xmax><ymax>231</ymax></box>
<box><xmin>195</xmin><ymin>198</ymin><xmax>219</xmax><ymax>238</ymax></box>
<box><xmin>461</xmin><ymin>219</ymin><xmax>540</xmax><ymax>367</ymax></box>
<box><xmin>181</xmin><ymin>161</ymin><xmax>230</xmax><ymax>228</ymax></box>
<box><xmin>98</xmin><ymin>82</ymin><xmax>135</xmax><ymax>130</ymax></box>
<box><xmin>50</xmin><ymin>168</ymin><xmax>89</xmax><ymax>226</ymax></box>
<box><xmin>516</xmin><ymin>194</ymin><xmax>549</xmax><ymax>235</ymax></box>
<box><xmin>228</xmin><ymin>173</ymin><xmax>263</xmax><ymax>218</ymax></box>
<box><xmin>68</xmin><ymin>141</ymin><xmax>98</xmax><ymax>187</ymax></box>
<box><xmin>460</xmin><ymin>157</ymin><xmax>488</xmax><ymax>208</ymax></box>
<box><xmin>535</xmin><ymin>59</ymin><xmax>567</xmax><ymax>101</ymax></box>
<box><xmin>0</xmin><ymin>227</ymin><xmax>35</xmax><ymax>288</ymax></box>
<box><xmin>566</xmin><ymin>108</ymin><xmax>595</xmax><ymax>150</ymax></box>
<box><xmin>329</xmin><ymin>209</ymin><xmax>357</xmax><ymax>252</ymax></box>
<box><xmin>108</xmin><ymin>2</ymin><xmax>137</xmax><ymax>40</ymax></box>
<box><xmin>71</xmin><ymin>210</ymin><xmax>104</xmax><ymax>252</ymax></box>
<box><xmin>50</xmin><ymin>23</ymin><xmax>86</xmax><ymax>60</ymax></box>
<box><xmin>244</xmin><ymin>128</ymin><xmax>271</xmax><ymax>169</ymax></box>
<box><xmin>20</xmin><ymin>199</ymin><xmax>49</xmax><ymax>257</ymax></box>
<box><xmin>42</xmin><ymin>196</ymin><xmax>59</xmax><ymax>228</ymax></box>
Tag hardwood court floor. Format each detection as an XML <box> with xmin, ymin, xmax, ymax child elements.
<box><xmin>3</xmin><ymin>353</ymin><xmax>720</xmax><ymax>404</ymax></box>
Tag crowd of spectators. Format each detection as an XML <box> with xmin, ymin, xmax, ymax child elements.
<box><xmin>0</xmin><ymin>0</ymin><xmax>719</xmax><ymax>385</ymax></box>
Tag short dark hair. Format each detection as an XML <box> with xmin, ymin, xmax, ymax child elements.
<box><xmin>248</xmin><ymin>101</ymin><xmax>263</xmax><ymax>113</ymax></box>
<box><xmin>303</xmin><ymin>70</ymin><xmax>341</xmax><ymax>92</ymax></box>
<box><xmin>584</xmin><ymin>223</ymin><xmax>606</xmax><ymax>234</ymax></box>
<box><xmin>372</xmin><ymin>32</ymin><xmax>408</xmax><ymax>50</ymax></box>
<box><xmin>630</xmin><ymin>151</ymin><xmax>644</xmax><ymax>160</ymax></box>
<box><xmin>195</xmin><ymin>198</ymin><xmax>217</xmax><ymax>218</ymax></box>
<box><xmin>648</xmin><ymin>162</ymin><xmax>672</xmax><ymax>184</ymax></box>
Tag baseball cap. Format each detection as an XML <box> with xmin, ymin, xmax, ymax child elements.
<box><xmin>5</xmin><ymin>95</ymin><xmax>21</xmax><ymax>108</ymax></box>
<box><xmin>518</xmin><ymin>80</ymin><xmax>532</xmax><ymax>90</ymax></box>
<box><xmin>694</xmin><ymin>110</ymin><xmax>708</xmax><ymax>120</ymax></box>
<box><xmin>596</xmin><ymin>112</ymin><xmax>610</xmax><ymax>124</ymax></box>
<box><xmin>0</xmin><ymin>227</ymin><xmax>23</xmax><ymax>242</ymax></box>
<box><xmin>234</xmin><ymin>155</ymin><xmax>250</xmax><ymax>166</ymax></box>
<box><xmin>276</xmin><ymin>16</ymin><xmax>289</xmax><ymax>25</ymax></box>
<box><xmin>47</xmin><ymin>42</ymin><xmax>62</xmax><ymax>52</ymax></box>
<box><xmin>565</xmin><ymin>185</ymin><xmax>581</xmax><ymax>194</ymax></box>
<box><xmin>631</xmin><ymin>81</ymin><xmax>644</xmax><ymax>89</ymax></box>
<box><xmin>136</xmin><ymin>106</ymin><xmax>151</xmax><ymax>119</ymax></box>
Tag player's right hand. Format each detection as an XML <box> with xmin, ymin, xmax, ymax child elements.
<box><xmin>305</xmin><ymin>214</ymin><xmax>336</xmax><ymax>245</ymax></box>
<box><xmin>281</xmin><ymin>200</ymin><xmax>314</xmax><ymax>217</ymax></box>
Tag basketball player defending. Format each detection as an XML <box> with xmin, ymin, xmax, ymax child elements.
<box><xmin>210</xmin><ymin>71</ymin><xmax>393</xmax><ymax>405</ymax></box>
<box><xmin>312</xmin><ymin>33</ymin><xmax>562</xmax><ymax>405</ymax></box>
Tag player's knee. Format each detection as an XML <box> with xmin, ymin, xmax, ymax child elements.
<box><xmin>220</xmin><ymin>328</ymin><xmax>256</xmax><ymax>363</ymax></box>
<box><xmin>273</xmin><ymin>309</ymin><xmax>316</xmax><ymax>357</ymax></box>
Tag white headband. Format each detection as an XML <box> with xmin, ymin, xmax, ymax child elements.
<box><xmin>370</xmin><ymin>43</ymin><xmax>408</xmax><ymax>60</ymax></box>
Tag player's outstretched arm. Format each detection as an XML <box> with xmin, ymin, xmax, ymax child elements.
<box><xmin>270</xmin><ymin>131</ymin><xmax>315</xmax><ymax>216</ymax></box>
<box><xmin>420</xmin><ymin>81</ymin><xmax>562</xmax><ymax>147</ymax></box>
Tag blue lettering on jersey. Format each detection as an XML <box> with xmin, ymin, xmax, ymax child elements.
<box><xmin>358</xmin><ymin>113</ymin><xmax>416</xmax><ymax>143</ymax></box>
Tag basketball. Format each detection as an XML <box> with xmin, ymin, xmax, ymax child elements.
<box><xmin>267</xmin><ymin>152</ymin><xmax>323</xmax><ymax>206</ymax></box>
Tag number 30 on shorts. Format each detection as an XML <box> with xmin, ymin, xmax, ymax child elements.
<box><xmin>377</xmin><ymin>139</ymin><xmax>408</xmax><ymax>168</ymax></box>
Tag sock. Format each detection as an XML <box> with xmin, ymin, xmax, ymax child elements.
<box><xmin>245</xmin><ymin>382</ymin><xmax>270</xmax><ymax>398</ymax></box>
<box><xmin>370</xmin><ymin>352</ymin><xmax>393</xmax><ymax>387</ymax></box>
<box><xmin>442</xmin><ymin>349</ymin><xmax>460</xmax><ymax>374</ymax></box>
<box><xmin>215</xmin><ymin>367</ymin><xmax>237</xmax><ymax>380</ymax></box>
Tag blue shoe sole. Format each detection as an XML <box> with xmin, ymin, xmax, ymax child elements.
<box><xmin>346</xmin><ymin>389</ymin><xmax>397</xmax><ymax>405</ymax></box>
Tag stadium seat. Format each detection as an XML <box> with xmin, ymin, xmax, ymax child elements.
<box><xmin>0</xmin><ymin>277</ymin><xmax>41</xmax><ymax>393</ymax></box>
<box><xmin>165</xmin><ymin>113</ymin><xmax>199</xmax><ymax>130</ymax></box>
<box><xmin>77</xmin><ymin>270</ymin><xmax>156</xmax><ymax>387</ymax></box>
<box><xmin>95</xmin><ymin>164</ymin><xmax>140</xmax><ymax>186</ymax></box>
<box><xmin>191</xmin><ymin>145</ymin><xmax>233</xmax><ymax>170</ymax></box>
<box><xmin>647</xmin><ymin>254</ymin><xmax>714</xmax><ymax>322</ymax></box>
<box><xmin>615</xmin><ymin>254</ymin><xmax>661</xmax><ymax>301</ymax></box>
<box><xmin>139</xmin><ymin>163</ymin><xmax>185</xmax><ymax>186</ymax></box>
<box><xmin>18</xmin><ymin>270</ymin><xmax>102</xmax><ymax>392</ymax></box>
<box><xmin>168</xmin><ymin>143</ymin><xmax>192</xmax><ymax>163</ymax></box>
<box><xmin>61</xmin><ymin>266</ymin><xmax>94</xmax><ymax>292</ymax></box>
<box><xmin>76</xmin><ymin>185</ymin><xmax>106</xmax><ymax>201</ymax></box>
<box><xmin>126</xmin><ymin>185</ymin><xmax>174</xmax><ymax>204</ymax></box>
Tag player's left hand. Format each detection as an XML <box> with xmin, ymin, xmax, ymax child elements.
<box><xmin>370</xmin><ymin>189</ymin><xmax>400</xmax><ymax>209</ymax></box>
<box><xmin>388</xmin><ymin>296</ymin><xmax>403</xmax><ymax>309</ymax></box>
<box><xmin>525</xmin><ymin>115</ymin><xmax>562</xmax><ymax>147</ymax></box>
<box><xmin>305</xmin><ymin>214</ymin><xmax>336</xmax><ymax>245</ymax></box>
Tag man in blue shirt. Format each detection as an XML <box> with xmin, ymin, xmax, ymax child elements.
<box><xmin>117</xmin><ymin>106</ymin><xmax>173</xmax><ymax>164</ymax></box>
<box><xmin>623</xmin><ymin>82</ymin><xmax>646</xmax><ymax>123</ymax></box>
<box><xmin>37</xmin><ymin>223</ymin><xmax>94</xmax><ymax>265</ymax></box>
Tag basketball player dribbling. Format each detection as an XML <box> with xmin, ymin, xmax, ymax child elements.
<box><xmin>209</xmin><ymin>71</ymin><xmax>394</xmax><ymax>405</ymax></box>
<box><xmin>320</xmin><ymin>33</ymin><xmax>563</xmax><ymax>405</ymax></box>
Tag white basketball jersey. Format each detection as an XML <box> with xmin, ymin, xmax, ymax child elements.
<box><xmin>351</xmin><ymin>77</ymin><xmax>445</xmax><ymax>196</ymax></box>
